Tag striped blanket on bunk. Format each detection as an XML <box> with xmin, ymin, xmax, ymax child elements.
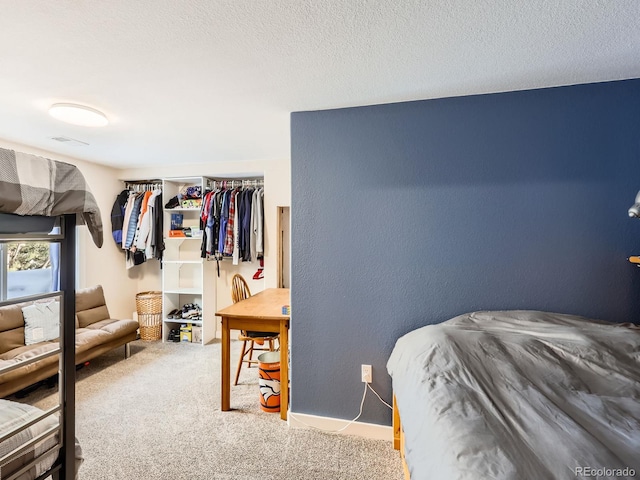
<box><xmin>0</xmin><ymin>399</ymin><xmax>59</xmax><ymax>479</ymax></box>
<box><xmin>0</xmin><ymin>148</ymin><xmax>103</xmax><ymax>247</ymax></box>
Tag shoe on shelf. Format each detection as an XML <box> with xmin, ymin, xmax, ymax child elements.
<box><xmin>164</xmin><ymin>195</ymin><xmax>181</xmax><ymax>209</ymax></box>
<box><xmin>181</xmin><ymin>304</ymin><xmax>201</xmax><ymax>319</ymax></box>
<box><xmin>167</xmin><ymin>309</ymin><xmax>180</xmax><ymax>319</ymax></box>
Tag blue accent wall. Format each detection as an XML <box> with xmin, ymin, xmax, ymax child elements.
<box><xmin>290</xmin><ymin>79</ymin><xmax>640</xmax><ymax>426</ymax></box>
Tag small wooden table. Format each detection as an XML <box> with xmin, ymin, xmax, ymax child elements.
<box><xmin>215</xmin><ymin>288</ymin><xmax>290</xmax><ymax>420</ymax></box>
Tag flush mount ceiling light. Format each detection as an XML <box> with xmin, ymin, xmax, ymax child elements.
<box><xmin>48</xmin><ymin>103</ymin><xmax>109</xmax><ymax>127</ymax></box>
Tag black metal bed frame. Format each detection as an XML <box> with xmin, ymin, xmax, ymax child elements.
<box><xmin>0</xmin><ymin>214</ymin><xmax>76</xmax><ymax>480</ymax></box>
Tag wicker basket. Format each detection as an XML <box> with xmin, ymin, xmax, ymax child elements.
<box><xmin>136</xmin><ymin>291</ymin><xmax>162</xmax><ymax>341</ymax></box>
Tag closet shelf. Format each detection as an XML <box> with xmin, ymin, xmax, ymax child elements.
<box><xmin>164</xmin><ymin>237</ymin><xmax>201</xmax><ymax>242</ymax></box>
<box><xmin>164</xmin><ymin>288</ymin><xmax>201</xmax><ymax>295</ymax></box>
<box><xmin>163</xmin><ymin>318</ymin><xmax>203</xmax><ymax>326</ymax></box>
<box><xmin>163</xmin><ymin>260</ymin><xmax>202</xmax><ymax>265</ymax></box>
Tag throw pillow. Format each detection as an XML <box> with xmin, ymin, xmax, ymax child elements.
<box><xmin>22</xmin><ymin>301</ymin><xmax>60</xmax><ymax>345</ymax></box>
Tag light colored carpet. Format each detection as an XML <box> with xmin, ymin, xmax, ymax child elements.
<box><xmin>14</xmin><ymin>340</ymin><xmax>404</xmax><ymax>480</ymax></box>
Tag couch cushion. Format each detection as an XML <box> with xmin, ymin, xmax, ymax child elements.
<box><xmin>0</xmin><ymin>341</ymin><xmax>58</xmax><ymax>361</ymax></box>
<box><xmin>76</xmin><ymin>305</ymin><xmax>110</xmax><ymax>328</ymax></box>
<box><xmin>0</xmin><ymin>303</ymin><xmax>27</xmax><ymax>333</ymax></box>
<box><xmin>75</xmin><ymin>319</ymin><xmax>139</xmax><ymax>354</ymax></box>
<box><xmin>0</xmin><ymin>342</ymin><xmax>59</xmax><ymax>385</ymax></box>
<box><xmin>76</xmin><ymin>285</ymin><xmax>110</xmax><ymax>328</ymax></box>
<box><xmin>0</xmin><ymin>301</ymin><xmax>31</xmax><ymax>354</ymax></box>
<box><xmin>75</xmin><ymin>329</ymin><xmax>112</xmax><ymax>353</ymax></box>
<box><xmin>0</xmin><ymin>328</ymin><xmax>25</xmax><ymax>355</ymax></box>
<box><xmin>76</xmin><ymin>285</ymin><xmax>109</xmax><ymax>312</ymax></box>
<box><xmin>86</xmin><ymin>318</ymin><xmax>139</xmax><ymax>336</ymax></box>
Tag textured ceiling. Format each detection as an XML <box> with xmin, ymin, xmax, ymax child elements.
<box><xmin>0</xmin><ymin>0</ymin><xmax>639</xmax><ymax>168</ymax></box>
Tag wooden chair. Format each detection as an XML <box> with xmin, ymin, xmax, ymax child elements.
<box><xmin>231</xmin><ymin>274</ymin><xmax>279</xmax><ymax>386</ymax></box>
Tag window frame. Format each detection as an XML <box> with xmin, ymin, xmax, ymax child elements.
<box><xmin>0</xmin><ymin>222</ymin><xmax>81</xmax><ymax>301</ymax></box>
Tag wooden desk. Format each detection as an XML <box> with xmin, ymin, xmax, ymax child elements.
<box><xmin>215</xmin><ymin>288</ymin><xmax>290</xmax><ymax>420</ymax></box>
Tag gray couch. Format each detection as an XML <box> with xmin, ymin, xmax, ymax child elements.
<box><xmin>0</xmin><ymin>285</ymin><xmax>138</xmax><ymax>397</ymax></box>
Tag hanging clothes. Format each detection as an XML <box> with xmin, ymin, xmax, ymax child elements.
<box><xmin>250</xmin><ymin>187</ymin><xmax>264</xmax><ymax>279</ymax></box>
<box><xmin>249</xmin><ymin>187</ymin><xmax>264</xmax><ymax>262</ymax></box>
<box><xmin>110</xmin><ymin>189</ymin><xmax>130</xmax><ymax>246</ymax></box>
<box><xmin>204</xmin><ymin>189</ymin><xmax>218</xmax><ymax>257</ymax></box>
<box><xmin>199</xmin><ymin>181</ymin><xmax>264</xmax><ymax>272</ymax></box>
<box><xmin>240</xmin><ymin>188</ymin><xmax>254</xmax><ymax>262</ymax></box>
<box><xmin>223</xmin><ymin>188</ymin><xmax>239</xmax><ymax>256</ymax></box>
<box><xmin>250</xmin><ymin>188</ymin><xmax>257</xmax><ymax>262</ymax></box>
<box><xmin>232</xmin><ymin>189</ymin><xmax>241</xmax><ymax>265</ymax></box>
<box><xmin>112</xmin><ymin>184</ymin><xmax>163</xmax><ymax>268</ymax></box>
<box><xmin>218</xmin><ymin>189</ymin><xmax>230</xmax><ymax>257</ymax></box>
<box><xmin>149</xmin><ymin>191</ymin><xmax>165</xmax><ymax>260</ymax></box>
<box><xmin>123</xmin><ymin>191</ymin><xmax>142</xmax><ymax>250</ymax></box>
<box><xmin>201</xmin><ymin>190</ymin><xmax>212</xmax><ymax>259</ymax></box>
<box><xmin>132</xmin><ymin>190</ymin><xmax>154</xmax><ymax>250</ymax></box>
<box><xmin>254</xmin><ymin>187</ymin><xmax>264</xmax><ymax>257</ymax></box>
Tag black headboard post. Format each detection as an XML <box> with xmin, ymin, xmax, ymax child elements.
<box><xmin>59</xmin><ymin>214</ymin><xmax>76</xmax><ymax>480</ymax></box>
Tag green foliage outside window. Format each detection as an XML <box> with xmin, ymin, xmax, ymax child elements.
<box><xmin>7</xmin><ymin>243</ymin><xmax>50</xmax><ymax>271</ymax></box>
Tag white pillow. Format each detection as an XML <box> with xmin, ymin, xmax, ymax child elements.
<box><xmin>22</xmin><ymin>301</ymin><xmax>60</xmax><ymax>345</ymax></box>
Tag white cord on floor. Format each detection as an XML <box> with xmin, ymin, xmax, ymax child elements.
<box><xmin>289</xmin><ymin>382</ymin><xmax>392</xmax><ymax>434</ymax></box>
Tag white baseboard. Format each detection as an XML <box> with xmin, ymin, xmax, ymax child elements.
<box><xmin>287</xmin><ymin>411</ymin><xmax>393</xmax><ymax>442</ymax></box>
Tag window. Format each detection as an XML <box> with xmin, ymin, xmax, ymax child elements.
<box><xmin>0</xmin><ymin>241</ymin><xmax>60</xmax><ymax>300</ymax></box>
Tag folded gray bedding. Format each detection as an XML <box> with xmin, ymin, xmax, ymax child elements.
<box><xmin>387</xmin><ymin>310</ymin><xmax>640</xmax><ymax>480</ymax></box>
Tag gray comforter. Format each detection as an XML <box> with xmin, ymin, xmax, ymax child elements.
<box><xmin>0</xmin><ymin>147</ymin><xmax>103</xmax><ymax>247</ymax></box>
<box><xmin>387</xmin><ymin>310</ymin><xmax>640</xmax><ymax>480</ymax></box>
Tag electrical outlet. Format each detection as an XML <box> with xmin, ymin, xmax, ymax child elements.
<box><xmin>361</xmin><ymin>364</ymin><xmax>372</xmax><ymax>383</ymax></box>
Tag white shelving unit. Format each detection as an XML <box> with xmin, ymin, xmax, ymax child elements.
<box><xmin>161</xmin><ymin>176</ymin><xmax>215</xmax><ymax>344</ymax></box>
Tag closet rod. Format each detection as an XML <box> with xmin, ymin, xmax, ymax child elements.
<box><xmin>208</xmin><ymin>178</ymin><xmax>264</xmax><ymax>189</ymax></box>
<box><xmin>124</xmin><ymin>179</ymin><xmax>163</xmax><ymax>192</ymax></box>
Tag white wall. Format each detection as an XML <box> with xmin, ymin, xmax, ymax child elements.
<box><xmin>0</xmin><ymin>140</ymin><xmax>140</xmax><ymax>319</ymax></box>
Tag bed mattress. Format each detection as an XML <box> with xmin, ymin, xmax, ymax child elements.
<box><xmin>387</xmin><ymin>310</ymin><xmax>640</xmax><ymax>480</ymax></box>
<box><xmin>0</xmin><ymin>399</ymin><xmax>59</xmax><ymax>480</ymax></box>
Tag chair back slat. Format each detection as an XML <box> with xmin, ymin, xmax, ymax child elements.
<box><xmin>231</xmin><ymin>274</ymin><xmax>251</xmax><ymax>304</ymax></box>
